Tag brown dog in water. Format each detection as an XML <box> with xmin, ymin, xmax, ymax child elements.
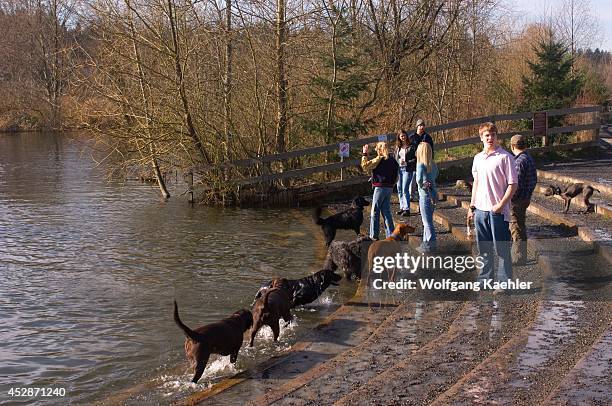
<box><xmin>249</xmin><ymin>286</ymin><xmax>293</xmax><ymax>347</ymax></box>
<box><xmin>173</xmin><ymin>301</ymin><xmax>253</xmax><ymax>383</ymax></box>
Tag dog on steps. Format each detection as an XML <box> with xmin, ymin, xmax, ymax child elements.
<box><xmin>543</xmin><ymin>183</ymin><xmax>600</xmax><ymax>213</ymax></box>
<box><xmin>323</xmin><ymin>235</ymin><xmax>373</xmax><ymax>280</ymax></box>
<box><xmin>313</xmin><ymin>196</ymin><xmax>370</xmax><ymax>246</ymax></box>
<box><xmin>366</xmin><ymin>223</ymin><xmax>416</xmax><ymax>282</ymax></box>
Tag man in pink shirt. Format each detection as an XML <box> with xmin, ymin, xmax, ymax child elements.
<box><xmin>467</xmin><ymin>122</ymin><xmax>518</xmax><ymax>291</ymax></box>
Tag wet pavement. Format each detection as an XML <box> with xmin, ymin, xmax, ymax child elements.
<box><xmin>538</xmin><ymin>142</ymin><xmax>612</xmax><ymax>187</ymax></box>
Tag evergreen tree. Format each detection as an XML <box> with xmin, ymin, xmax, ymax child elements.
<box><xmin>301</xmin><ymin>4</ymin><xmax>370</xmax><ymax>149</ymax></box>
<box><xmin>520</xmin><ymin>38</ymin><xmax>584</xmax><ymax>140</ymax></box>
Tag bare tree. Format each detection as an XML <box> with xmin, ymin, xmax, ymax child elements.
<box><xmin>554</xmin><ymin>0</ymin><xmax>602</xmax><ymax>59</ymax></box>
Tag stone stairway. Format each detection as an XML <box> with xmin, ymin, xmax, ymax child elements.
<box><xmin>182</xmin><ymin>187</ymin><xmax>610</xmax><ymax>406</ymax></box>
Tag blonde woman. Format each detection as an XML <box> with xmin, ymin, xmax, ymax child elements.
<box><xmin>362</xmin><ymin>141</ymin><xmax>399</xmax><ymax>240</ymax></box>
<box><xmin>415</xmin><ymin>142</ymin><xmax>438</xmax><ymax>252</ymax></box>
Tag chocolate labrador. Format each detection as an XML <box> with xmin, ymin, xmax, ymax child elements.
<box><xmin>173</xmin><ymin>301</ymin><xmax>252</xmax><ymax>383</ymax></box>
<box><xmin>249</xmin><ymin>287</ymin><xmax>292</xmax><ymax>347</ymax></box>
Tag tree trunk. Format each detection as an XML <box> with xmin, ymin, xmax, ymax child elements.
<box><xmin>167</xmin><ymin>0</ymin><xmax>211</xmax><ymax>165</ymax></box>
<box><xmin>223</xmin><ymin>0</ymin><xmax>233</xmax><ymax>161</ymax></box>
<box><xmin>275</xmin><ymin>0</ymin><xmax>287</xmax><ymax>154</ymax></box>
<box><xmin>126</xmin><ymin>0</ymin><xmax>170</xmax><ymax>199</ymax></box>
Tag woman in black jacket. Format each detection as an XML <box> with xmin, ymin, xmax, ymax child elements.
<box><xmin>361</xmin><ymin>142</ymin><xmax>399</xmax><ymax>240</ymax></box>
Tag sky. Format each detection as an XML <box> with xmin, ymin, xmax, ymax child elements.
<box><xmin>510</xmin><ymin>0</ymin><xmax>612</xmax><ymax>52</ymax></box>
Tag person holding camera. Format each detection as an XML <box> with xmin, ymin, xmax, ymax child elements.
<box><xmin>362</xmin><ymin>142</ymin><xmax>399</xmax><ymax>240</ymax></box>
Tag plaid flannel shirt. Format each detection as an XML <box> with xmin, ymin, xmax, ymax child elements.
<box><xmin>513</xmin><ymin>151</ymin><xmax>537</xmax><ymax>201</ymax></box>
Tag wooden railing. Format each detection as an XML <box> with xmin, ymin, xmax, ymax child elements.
<box><xmin>209</xmin><ymin>105</ymin><xmax>602</xmax><ymax>187</ymax></box>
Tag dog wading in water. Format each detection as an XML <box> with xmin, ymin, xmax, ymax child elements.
<box><xmin>173</xmin><ymin>301</ymin><xmax>252</xmax><ymax>383</ymax></box>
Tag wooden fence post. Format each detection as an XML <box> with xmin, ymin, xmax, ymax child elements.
<box><xmin>188</xmin><ymin>170</ymin><xmax>194</xmax><ymax>204</ymax></box>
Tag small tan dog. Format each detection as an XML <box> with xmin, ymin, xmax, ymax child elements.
<box><xmin>367</xmin><ymin>223</ymin><xmax>416</xmax><ymax>281</ymax></box>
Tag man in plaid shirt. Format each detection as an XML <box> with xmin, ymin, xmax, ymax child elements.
<box><xmin>509</xmin><ymin>134</ymin><xmax>537</xmax><ymax>265</ymax></box>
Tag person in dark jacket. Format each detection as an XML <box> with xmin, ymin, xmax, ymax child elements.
<box><xmin>409</xmin><ymin>119</ymin><xmax>434</xmax><ymax>200</ymax></box>
<box><xmin>362</xmin><ymin>141</ymin><xmax>399</xmax><ymax>240</ymax></box>
<box><xmin>394</xmin><ymin>129</ymin><xmax>418</xmax><ymax>217</ymax></box>
<box><xmin>509</xmin><ymin>134</ymin><xmax>537</xmax><ymax>265</ymax></box>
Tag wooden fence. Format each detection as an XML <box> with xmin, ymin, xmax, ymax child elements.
<box><xmin>204</xmin><ymin>105</ymin><xmax>602</xmax><ymax>189</ymax></box>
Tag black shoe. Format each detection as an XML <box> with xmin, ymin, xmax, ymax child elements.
<box><xmin>401</xmin><ymin>211</ymin><xmax>411</xmax><ymax>217</ymax></box>
<box><xmin>396</xmin><ymin>210</ymin><xmax>405</xmax><ymax>215</ymax></box>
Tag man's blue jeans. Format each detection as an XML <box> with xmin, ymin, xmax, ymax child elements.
<box><xmin>397</xmin><ymin>167</ymin><xmax>413</xmax><ymax>211</ymax></box>
<box><xmin>419</xmin><ymin>193</ymin><xmax>437</xmax><ymax>251</ymax></box>
<box><xmin>370</xmin><ymin>187</ymin><xmax>394</xmax><ymax>240</ymax></box>
<box><xmin>474</xmin><ymin>209</ymin><xmax>513</xmax><ymax>284</ymax></box>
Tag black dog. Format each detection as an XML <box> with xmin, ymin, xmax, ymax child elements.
<box><xmin>323</xmin><ymin>235</ymin><xmax>372</xmax><ymax>280</ymax></box>
<box><xmin>314</xmin><ymin>196</ymin><xmax>370</xmax><ymax>246</ymax></box>
<box><xmin>254</xmin><ymin>269</ymin><xmax>342</xmax><ymax>307</ymax></box>
<box><xmin>173</xmin><ymin>301</ymin><xmax>253</xmax><ymax>383</ymax></box>
<box><xmin>543</xmin><ymin>183</ymin><xmax>600</xmax><ymax>213</ymax></box>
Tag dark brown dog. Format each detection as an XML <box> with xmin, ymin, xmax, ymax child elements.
<box><xmin>173</xmin><ymin>301</ymin><xmax>253</xmax><ymax>383</ymax></box>
<box><xmin>249</xmin><ymin>287</ymin><xmax>292</xmax><ymax>347</ymax></box>
<box><xmin>543</xmin><ymin>183</ymin><xmax>600</xmax><ymax>213</ymax></box>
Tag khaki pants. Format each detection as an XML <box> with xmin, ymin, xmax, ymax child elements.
<box><xmin>510</xmin><ymin>199</ymin><xmax>530</xmax><ymax>262</ymax></box>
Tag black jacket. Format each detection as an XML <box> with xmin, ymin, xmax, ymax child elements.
<box><xmin>372</xmin><ymin>157</ymin><xmax>399</xmax><ymax>187</ymax></box>
<box><xmin>411</xmin><ymin>131</ymin><xmax>435</xmax><ymax>158</ymax></box>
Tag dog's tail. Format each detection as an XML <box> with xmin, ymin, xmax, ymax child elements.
<box><xmin>313</xmin><ymin>206</ymin><xmax>325</xmax><ymax>225</ymax></box>
<box><xmin>173</xmin><ymin>300</ymin><xmax>201</xmax><ymax>342</ymax></box>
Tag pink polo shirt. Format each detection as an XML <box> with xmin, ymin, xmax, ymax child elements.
<box><xmin>471</xmin><ymin>147</ymin><xmax>517</xmax><ymax>222</ymax></box>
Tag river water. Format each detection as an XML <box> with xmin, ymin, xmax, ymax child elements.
<box><xmin>0</xmin><ymin>133</ymin><xmax>353</xmax><ymax>404</ymax></box>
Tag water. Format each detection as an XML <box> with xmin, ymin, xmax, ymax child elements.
<box><xmin>0</xmin><ymin>133</ymin><xmax>353</xmax><ymax>404</ymax></box>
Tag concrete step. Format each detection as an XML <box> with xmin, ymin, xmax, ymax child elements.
<box><xmin>544</xmin><ymin>326</ymin><xmax>612</xmax><ymax>405</ymax></box>
<box><xmin>253</xmin><ymin>301</ymin><xmax>463</xmax><ymax>405</ymax></box>
<box><xmin>335</xmin><ymin>299</ymin><xmax>541</xmax><ymax>405</ymax></box>
<box><xmin>429</xmin><ymin>300</ymin><xmax>612</xmax><ymax>405</ymax></box>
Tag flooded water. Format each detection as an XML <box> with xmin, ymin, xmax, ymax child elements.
<box><xmin>0</xmin><ymin>133</ymin><xmax>354</xmax><ymax>404</ymax></box>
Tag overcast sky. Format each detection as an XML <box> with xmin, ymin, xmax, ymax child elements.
<box><xmin>509</xmin><ymin>0</ymin><xmax>612</xmax><ymax>51</ymax></box>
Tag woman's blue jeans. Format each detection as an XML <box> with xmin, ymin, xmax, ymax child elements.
<box><xmin>419</xmin><ymin>193</ymin><xmax>436</xmax><ymax>251</ymax></box>
<box><xmin>370</xmin><ymin>187</ymin><xmax>394</xmax><ymax>240</ymax></box>
<box><xmin>397</xmin><ymin>167</ymin><xmax>413</xmax><ymax>211</ymax></box>
<box><xmin>474</xmin><ymin>209</ymin><xmax>513</xmax><ymax>284</ymax></box>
